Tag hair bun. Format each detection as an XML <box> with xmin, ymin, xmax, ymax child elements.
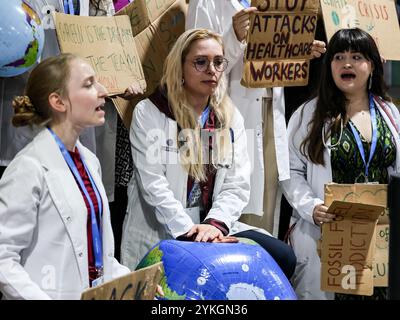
<box><xmin>12</xmin><ymin>95</ymin><xmax>35</xmax><ymax>113</ymax></box>
<box><xmin>12</xmin><ymin>95</ymin><xmax>39</xmax><ymax>127</ymax></box>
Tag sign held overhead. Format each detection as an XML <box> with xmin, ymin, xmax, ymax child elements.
<box><xmin>241</xmin><ymin>0</ymin><xmax>320</xmax><ymax>88</ymax></box>
<box><xmin>54</xmin><ymin>12</ymin><xmax>146</xmax><ymax>95</ymax></box>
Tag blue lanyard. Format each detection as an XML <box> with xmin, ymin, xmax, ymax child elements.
<box><xmin>64</xmin><ymin>0</ymin><xmax>76</xmax><ymax>15</ymax></box>
<box><xmin>48</xmin><ymin>128</ymin><xmax>103</xmax><ymax>273</ymax></box>
<box><xmin>239</xmin><ymin>0</ymin><xmax>250</xmax><ymax>8</ymax></box>
<box><xmin>188</xmin><ymin>106</ymin><xmax>211</xmax><ymax>204</ymax></box>
<box><xmin>348</xmin><ymin>94</ymin><xmax>378</xmax><ymax>183</ymax></box>
<box><xmin>200</xmin><ymin>105</ymin><xmax>210</xmax><ymax>128</ymax></box>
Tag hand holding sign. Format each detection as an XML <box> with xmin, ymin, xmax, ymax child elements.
<box><xmin>311</xmin><ymin>40</ymin><xmax>326</xmax><ymax>58</ymax></box>
<box><xmin>232</xmin><ymin>7</ymin><xmax>257</xmax><ymax>43</ymax></box>
<box><xmin>312</xmin><ymin>203</ymin><xmax>334</xmax><ymax>225</ymax></box>
<box><xmin>119</xmin><ymin>81</ymin><xmax>145</xmax><ymax>100</ymax></box>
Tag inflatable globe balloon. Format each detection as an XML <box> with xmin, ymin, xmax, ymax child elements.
<box><xmin>136</xmin><ymin>239</ymin><xmax>297</xmax><ymax>300</ymax></box>
<box><xmin>0</xmin><ymin>0</ymin><xmax>45</xmax><ymax>77</ymax></box>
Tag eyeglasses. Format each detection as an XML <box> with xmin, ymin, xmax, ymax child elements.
<box><xmin>191</xmin><ymin>57</ymin><xmax>229</xmax><ymax>72</ymax></box>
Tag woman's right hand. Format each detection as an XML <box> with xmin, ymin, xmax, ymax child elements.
<box><xmin>186</xmin><ymin>224</ymin><xmax>223</xmax><ymax>242</ymax></box>
<box><xmin>232</xmin><ymin>7</ymin><xmax>258</xmax><ymax>43</ymax></box>
<box><xmin>313</xmin><ymin>204</ymin><xmax>336</xmax><ymax>225</ymax></box>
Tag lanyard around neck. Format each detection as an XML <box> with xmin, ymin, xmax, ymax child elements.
<box><xmin>348</xmin><ymin>94</ymin><xmax>378</xmax><ymax>183</ymax></box>
<box><xmin>64</xmin><ymin>0</ymin><xmax>79</xmax><ymax>15</ymax></box>
<box><xmin>200</xmin><ymin>105</ymin><xmax>210</xmax><ymax>128</ymax></box>
<box><xmin>48</xmin><ymin>128</ymin><xmax>103</xmax><ymax>273</ymax></box>
<box><xmin>188</xmin><ymin>106</ymin><xmax>211</xmax><ymax>204</ymax></box>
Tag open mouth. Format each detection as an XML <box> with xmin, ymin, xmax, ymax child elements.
<box><xmin>95</xmin><ymin>104</ymin><xmax>104</xmax><ymax>111</ymax></box>
<box><xmin>340</xmin><ymin>72</ymin><xmax>356</xmax><ymax>80</ymax></box>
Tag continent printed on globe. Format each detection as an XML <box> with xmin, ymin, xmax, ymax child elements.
<box><xmin>0</xmin><ymin>0</ymin><xmax>45</xmax><ymax>77</ymax></box>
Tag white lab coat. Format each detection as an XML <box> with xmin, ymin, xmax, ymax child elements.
<box><xmin>120</xmin><ymin>99</ymin><xmax>264</xmax><ymax>270</ymax></box>
<box><xmin>0</xmin><ymin>0</ymin><xmax>95</xmax><ymax>167</ymax></box>
<box><xmin>0</xmin><ymin>129</ymin><xmax>130</xmax><ymax>300</ymax></box>
<box><xmin>281</xmin><ymin>97</ymin><xmax>400</xmax><ymax>300</ymax></box>
<box><xmin>186</xmin><ymin>0</ymin><xmax>289</xmax><ymax>215</ymax></box>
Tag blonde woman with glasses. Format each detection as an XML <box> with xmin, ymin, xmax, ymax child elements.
<box><xmin>121</xmin><ymin>29</ymin><xmax>296</xmax><ymax>280</ymax></box>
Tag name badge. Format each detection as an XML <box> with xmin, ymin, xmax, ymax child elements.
<box><xmin>92</xmin><ymin>276</ymin><xmax>104</xmax><ymax>288</ymax></box>
<box><xmin>185</xmin><ymin>206</ymin><xmax>200</xmax><ymax>224</ymax></box>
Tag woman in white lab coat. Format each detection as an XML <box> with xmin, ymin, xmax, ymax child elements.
<box><xmin>281</xmin><ymin>28</ymin><xmax>400</xmax><ymax>299</ymax></box>
<box><xmin>121</xmin><ymin>28</ymin><xmax>296</xmax><ymax>279</ymax></box>
<box><xmin>0</xmin><ymin>54</ymin><xmax>130</xmax><ymax>300</ymax></box>
<box><xmin>186</xmin><ymin>0</ymin><xmax>287</xmax><ymax>230</ymax></box>
<box><xmin>186</xmin><ymin>0</ymin><xmax>326</xmax><ymax>235</ymax></box>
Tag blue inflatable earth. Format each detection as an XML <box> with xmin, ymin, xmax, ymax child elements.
<box><xmin>136</xmin><ymin>239</ymin><xmax>297</xmax><ymax>300</ymax></box>
<box><xmin>0</xmin><ymin>0</ymin><xmax>45</xmax><ymax>77</ymax></box>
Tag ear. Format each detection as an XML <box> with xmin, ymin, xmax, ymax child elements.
<box><xmin>48</xmin><ymin>92</ymin><xmax>67</xmax><ymax>113</ymax></box>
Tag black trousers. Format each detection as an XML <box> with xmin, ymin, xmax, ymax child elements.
<box><xmin>0</xmin><ymin>166</ymin><xmax>6</xmax><ymax>179</ymax></box>
<box><xmin>109</xmin><ymin>185</ymin><xmax>128</xmax><ymax>262</ymax></box>
<box><xmin>233</xmin><ymin>230</ymin><xmax>296</xmax><ymax>280</ymax></box>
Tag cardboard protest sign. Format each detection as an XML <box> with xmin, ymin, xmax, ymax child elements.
<box><xmin>81</xmin><ymin>262</ymin><xmax>163</xmax><ymax>300</ymax></box>
<box><xmin>324</xmin><ymin>183</ymin><xmax>388</xmax><ymax>224</ymax></box>
<box><xmin>320</xmin><ymin>200</ymin><xmax>383</xmax><ymax>296</ymax></box>
<box><xmin>324</xmin><ymin>183</ymin><xmax>388</xmax><ymax>287</ymax></box>
<box><xmin>374</xmin><ymin>224</ymin><xmax>389</xmax><ymax>287</ymax></box>
<box><xmin>320</xmin><ymin>0</ymin><xmax>400</xmax><ymax>60</ymax></box>
<box><xmin>54</xmin><ymin>12</ymin><xmax>146</xmax><ymax>95</ymax></box>
<box><xmin>241</xmin><ymin>0</ymin><xmax>320</xmax><ymax>88</ymax></box>
<box><xmin>113</xmin><ymin>0</ymin><xmax>188</xmax><ymax>128</ymax></box>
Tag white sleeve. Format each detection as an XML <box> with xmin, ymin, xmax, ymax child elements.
<box><xmin>130</xmin><ymin>101</ymin><xmax>194</xmax><ymax>238</ymax></box>
<box><xmin>280</xmin><ymin>105</ymin><xmax>323</xmax><ymax>225</ymax></box>
<box><xmin>387</xmin><ymin>101</ymin><xmax>400</xmax><ymax>131</ymax></box>
<box><xmin>0</xmin><ymin>156</ymin><xmax>51</xmax><ymax>300</ymax></box>
<box><xmin>206</xmin><ymin>108</ymin><xmax>251</xmax><ymax>229</ymax></box>
<box><xmin>185</xmin><ymin>0</ymin><xmax>246</xmax><ymax>74</ymax></box>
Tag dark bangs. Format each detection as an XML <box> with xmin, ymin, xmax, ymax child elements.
<box><xmin>326</xmin><ymin>28</ymin><xmax>378</xmax><ymax>62</ymax></box>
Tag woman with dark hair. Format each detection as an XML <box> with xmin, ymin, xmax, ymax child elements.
<box><xmin>281</xmin><ymin>28</ymin><xmax>400</xmax><ymax>299</ymax></box>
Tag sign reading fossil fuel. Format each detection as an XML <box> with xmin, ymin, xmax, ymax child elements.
<box><xmin>241</xmin><ymin>0</ymin><xmax>320</xmax><ymax>88</ymax></box>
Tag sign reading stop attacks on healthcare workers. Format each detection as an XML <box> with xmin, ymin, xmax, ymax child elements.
<box><xmin>320</xmin><ymin>0</ymin><xmax>400</xmax><ymax>61</ymax></box>
<box><xmin>54</xmin><ymin>12</ymin><xmax>146</xmax><ymax>95</ymax></box>
<box><xmin>241</xmin><ymin>0</ymin><xmax>320</xmax><ymax>88</ymax></box>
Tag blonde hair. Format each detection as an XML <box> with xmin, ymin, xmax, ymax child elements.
<box><xmin>12</xmin><ymin>53</ymin><xmax>78</xmax><ymax>127</ymax></box>
<box><xmin>160</xmin><ymin>28</ymin><xmax>234</xmax><ymax>181</ymax></box>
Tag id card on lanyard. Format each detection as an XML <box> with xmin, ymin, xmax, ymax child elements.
<box><xmin>48</xmin><ymin>128</ymin><xmax>104</xmax><ymax>285</ymax></box>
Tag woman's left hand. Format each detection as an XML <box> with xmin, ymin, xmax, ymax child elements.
<box><xmin>311</xmin><ymin>40</ymin><xmax>326</xmax><ymax>58</ymax></box>
<box><xmin>212</xmin><ymin>236</ymin><xmax>239</xmax><ymax>243</ymax></box>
